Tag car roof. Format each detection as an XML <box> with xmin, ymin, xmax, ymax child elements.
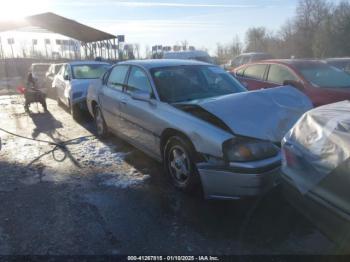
<box><xmin>239</xmin><ymin>52</ymin><xmax>272</xmax><ymax>56</ymax></box>
<box><xmin>66</xmin><ymin>61</ymin><xmax>110</xmax><ymax>66</ymax></box>
<box><xmin>31</xmin><ymin>63</ymin><xmax>51</xmax><ymax>66</ymax></box>
<box><xmin>118</xmin><ymin>59</ymin><xmax>211</xmax><ymax>69</ymax></box>
<box><xmin>163</xmin><ymin>50</ymin><xmax>209</xmax><ymax>57</ymax></box>
<box><xmin>325</xmin><ymin>57</ymin><xmax>350</xmax><ymax>62</ymax></box>
<box><xmin>255</xmin><ymin>59</ymin><xmax>327</xmax><ymax>67</ymax></box>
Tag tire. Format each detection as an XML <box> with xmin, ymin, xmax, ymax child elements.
<box><xmin>164</xmin><ymin>136</ymin><xmax>201</xmax><ymax>193</ymax></box>
<box><xmin>94</xmin><ymin>105</ymin><xmax>108</xmax><ymax>138</ymax></box>
<box><xmin>70</xmin><ymin>101</ymin><xmax>81</xmax><ymax>120</ymax></box>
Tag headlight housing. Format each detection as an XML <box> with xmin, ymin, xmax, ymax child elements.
<box><xmin>223</xmin><ymin>137</ymin><xmax>279</xmax><ymax>162</ymax></box>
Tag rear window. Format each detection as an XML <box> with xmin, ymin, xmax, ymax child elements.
<box><xmin>251</xmin><ymin>54</ymin><xmax>273</xmax><ymax>62</ymax></box>
<box><xmin>32</xmin><ymin>64</ymin><xmax>50</xmax><ymax>73</ymax></box>
<box><xmin>243</xmin><ymin>64</ymin><xmax>267</xmax><ymax>80</ymax></box>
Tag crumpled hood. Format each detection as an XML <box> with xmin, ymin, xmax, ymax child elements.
<box><xmin>190</xmin><ymin>86</ymin><xmax>313</xmax><ymax>142</ymax></box>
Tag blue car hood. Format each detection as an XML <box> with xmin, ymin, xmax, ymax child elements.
<box><xmin>188</xmin><ymin>86</ymin><xmax>313</xmax><ymax>142</ymax></box>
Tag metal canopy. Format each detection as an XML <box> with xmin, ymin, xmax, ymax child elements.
<box><xmin>0</xmin><ymin>12</ymin><xmax>116</xmax><ymax>43</ymax></box>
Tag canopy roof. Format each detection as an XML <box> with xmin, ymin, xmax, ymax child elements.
<box><xmin>0</xmin><ymin>12</ymin><xmax>116</xmax><ymax>43</ymax></box>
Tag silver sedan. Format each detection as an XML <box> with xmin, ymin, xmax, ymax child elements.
<box><xmin>87</xmin><ymin>59</ymin><xmax>312</xmax><ymax>199</ymax></box>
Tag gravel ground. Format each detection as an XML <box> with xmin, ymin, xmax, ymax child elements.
<box><xmin>0</xmin><ymin>94</ymin><xmax>339</xmax><ymax>255</ymax></box>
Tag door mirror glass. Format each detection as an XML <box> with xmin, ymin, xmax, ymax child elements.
<box><xmin>64</xmin><ymin>74</ymin><xmax>70</xmax><ymax>81</ymax></box>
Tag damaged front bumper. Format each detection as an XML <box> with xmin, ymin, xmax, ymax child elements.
<box><xmin>197</xmin><ymin>153</ymin><xmax>281</xmax><ymax>200</ymax></box>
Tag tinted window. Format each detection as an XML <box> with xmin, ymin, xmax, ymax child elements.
<box><xmin>327</xmin><ymin>61</ymin><xmax>350</xmax><ymax>73</ymax></box>
<box><xmin>243</xmin><ymin>64</ymin><xmax>267</xmax><ymax>80</ymax></box>
<box><xmin>107</xmin><ymin>65</ymin><xmax>129</xmax><ymax>91</ymax></box>
<box><xmin>241</xmin><ymin>56</ymin><xmax>250</xmax><ymax>65</ymax></box>
<box><xmin>151</xmin><ymin>65</ymin><xmax>246</xmax><ymax>103</ymax></box>
<box><xmin>127</xmin><ymin>67</ymin><xmax>152</xmax><ymax>94</ymax></box>
<box><xmin>267</xmin><ymin>64</ymin><xmax>298</xmax><ymax>84</ymax></box>
<box><xmin>231</xmin><ymin>56</ymin><xmax>242</xmax><ymax>67</ymax></box>
<box><xmin>63</xmin><ymin>65</ymin><xmax>70</xmax><ymax>79</ymax></box>
<box><xmin>296</xmin><ymin>63</ymin><xmax>350</xmax><ymax>88</ymax></box>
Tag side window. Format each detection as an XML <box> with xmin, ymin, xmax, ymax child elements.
<box><xmin>58</xmin><ymin>65</ymin><xmax>65</xmax><ymax>76</ymax></box>
<box><xmin>63</xmin><ymin>65</ymin><xmax>70</xmax><ymax>79</ymax></box>
<box><xmin>243</xmin><ymin>64</ymin><xmax>267</xmax><ymax>80</ymax></box>
<box><xmin>126</xmin><ymin>67</ymin><xmax>152</xmax><ymax>94</ymax></box>
<box><xmin>231</xmin><ymin>56</ymin><xmax>241</xmax><ymax>67</ymax></box>
<box><xmin>267</xmin><ymin>64</ymin><xmax>298</xmax><ymax>84</ymax></box>
<box><xmin>107</xmin><ymin>65</ymin><xmax>129</xmax><ymax>91</ymax></box>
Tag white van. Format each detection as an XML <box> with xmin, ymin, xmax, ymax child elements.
<box><xmin>163</xmin><ymin>50</ymin><xmax>214</xmax><ymax>64</ymax></box>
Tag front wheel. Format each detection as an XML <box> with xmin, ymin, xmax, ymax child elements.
<box><xmin>94</xmin><ymin>105</ymin><xmax>108</xmax><ymax>138</ymax></box>
<box><xmin>164</xmin><ymin>136</ymin><xmax>200</xmax><ymax>193</ymax></box>
<box><xmin>70</xmin><ymin>100</ymin><xmax>81</xmax><ymax>120</ymax></box>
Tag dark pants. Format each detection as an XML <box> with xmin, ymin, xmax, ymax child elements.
<box><xmin>24</xmin><ymin>89</ymin><xmax>47</xmax><ymax>112</ymax></box>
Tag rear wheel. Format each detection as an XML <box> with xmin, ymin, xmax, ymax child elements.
<box><xmin>164</xmin><ymin>136</ymin><xmax>200</xmax><ymax>193</ymax></box>
<box><xmin>94</xmin><ymin>105</ymin><xmax>108</xmax><ymax>138</ymax></box>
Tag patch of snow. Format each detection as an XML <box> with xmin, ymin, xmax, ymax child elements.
<box><xmin>70</xmin><ymin>138</ymin><xmax>130</xmax><ymax>168</ymax></box>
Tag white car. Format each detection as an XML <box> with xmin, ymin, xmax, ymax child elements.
<box><xmin>53</xmin><ymin>61</ymin><xmax>110</xmax><ymax>119</ymax></box>
<box><xmin>29</xmin><ymin>63</ymin><xmax>51</xmax><ymax>88</ymax></box>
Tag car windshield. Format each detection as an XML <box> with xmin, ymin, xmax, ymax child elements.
<box><xmin>33</xmin><ymin>64</ymin><xmax>50</xmax><ymax>73</ymax></box>
<box><xmin>296</xmin><ymin>63</ymin><xmax>350</xmax><ymax>88</ymax></box>
<box><xmin>327</xmin><ymin>60</ymin><xmax>350</xmax><ymax>72</ymax></box>
<box><xmin>72</xmin><ymin>64</ymin><xmax>110</xmax><ymax>79</ymax></box>
<box><xmin>151</xmin><ymin>65</ymin><xmax>246</xmax><ymax>103</ymax></box>
<box><xmin>193</xmin><ymin>56</ymin><xmax>214</xmax><ymax>64</ymax></box>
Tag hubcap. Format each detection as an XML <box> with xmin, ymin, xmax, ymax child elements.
<box><xmin>169</xmin><ymin>146</ymin><xmax>190</xmax><ymax>183</ymax></box>
<box><xmin>96</xmin><ymin>109</ymin><xmax>104</xmax><ymax>135</ymax></box>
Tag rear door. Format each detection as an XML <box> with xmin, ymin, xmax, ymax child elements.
<box><xmin>236</xmin><ymin>64</ymin><xmax>269</xmax><ymax>90</ymax></box>
<box><xmin>99</xmin><ymin>65</ymin><xmax>130</xmax><ymax>132</ymax></box>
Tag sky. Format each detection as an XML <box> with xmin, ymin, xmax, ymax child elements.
<box><xmin>0</xmin><ymin>0</ymin><xmax>342</xmax><ymax>55</ymax></box>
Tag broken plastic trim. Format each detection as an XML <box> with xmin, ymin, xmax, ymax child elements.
<box><xmin>175</xmin><ymin>104</ymin><xmax>232</xmax><ymax>133</ymax></box>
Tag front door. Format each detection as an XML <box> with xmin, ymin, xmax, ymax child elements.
<box><xmin>119</xmin><ymin>66</ymin><xmax>158</xmax><ymax>153</ymax></box>
<box><xmin>99</xmin><ymin>65</ymin><xmax>130</xmax><ymax>132</ymax></box>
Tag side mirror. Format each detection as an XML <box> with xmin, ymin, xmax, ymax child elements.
<box><xmin>131</xmin><ymin>90</ymin><xmax>151</xmax><ymax>102</ymax></box>
<box><xmin>283</xmin><ymin>80</ymin><xmax>304</xmax><ymax>90</ymax></box>
<box><xmin>64</xmin><ymin>74</ymin><xmax>70</xmax><ymax>81</ymax></box>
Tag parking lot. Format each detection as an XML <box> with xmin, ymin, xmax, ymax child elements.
<box><xmin>0</xmin><ymin>94</ymin><xmax>337</xmax><ymax>255</ymax></box>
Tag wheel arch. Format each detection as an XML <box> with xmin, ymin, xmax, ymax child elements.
<box><xmin>160</xmin><ymin>128</ymin><xmax>203</xmax><ymax>163</ymax></box>
<box><xmin>91</xmin><ymin>100</ymin><xmax>98</xmax><ymax>115</ymax></box>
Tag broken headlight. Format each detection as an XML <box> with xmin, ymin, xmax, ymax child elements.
<box><xmin>223</xmin><ymin>137</ymin><xmax>279</xmax><ymax>162</ymax></box>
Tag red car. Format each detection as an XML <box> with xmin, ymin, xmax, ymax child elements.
<box><xmin>233</xmin><ymin>59</ymin><xmax>350</xmax><ymax>106</ymax></box>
